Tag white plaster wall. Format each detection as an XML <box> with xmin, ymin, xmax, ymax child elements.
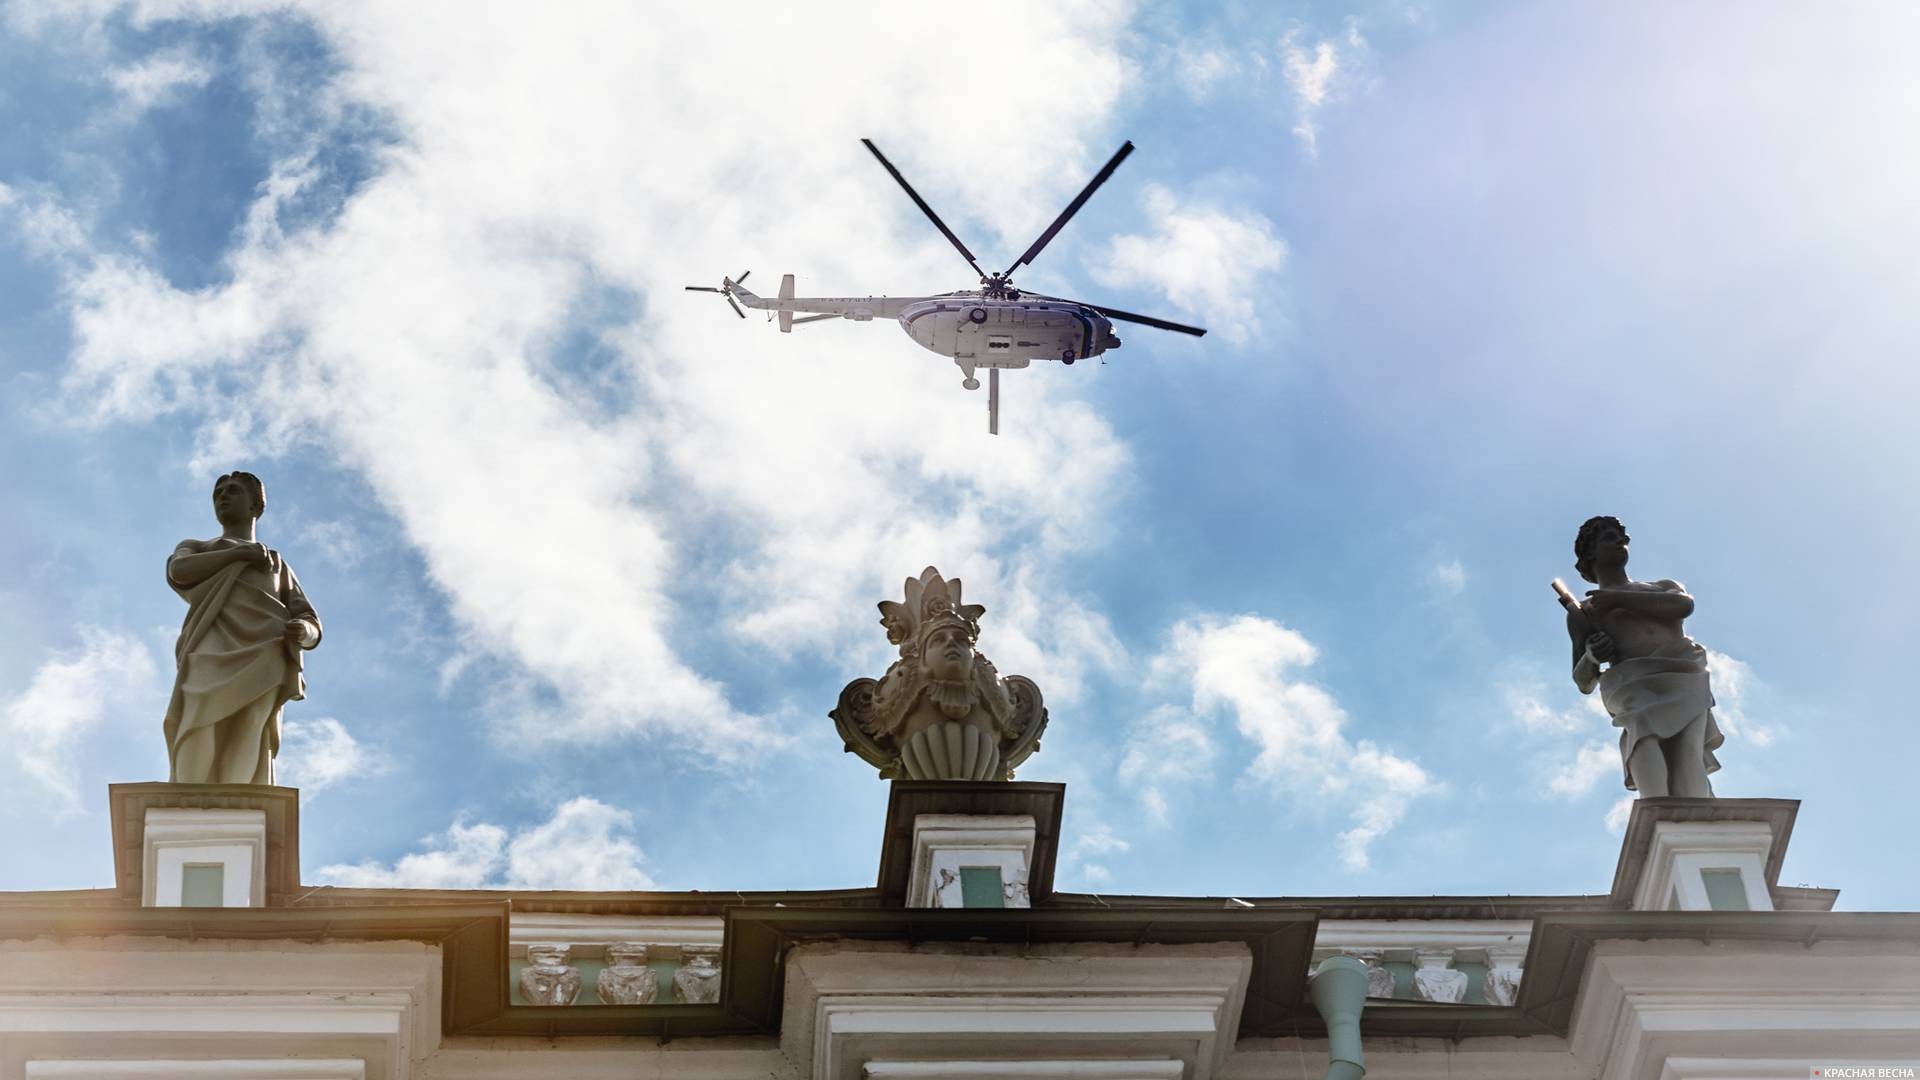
<box><xmin>1223</xmin><ymin>1036</ymin><xmax>1595</xmax><ymax>1080</ymax></box>
<box><xmin>414</xmin><ymin>1037</ymin><xmax>792</xmax><ymax>1079</ymax></box>
<box><xmin>0</xmin><ymin>937</ymin><xmax>442</xmax><ymax>1080</ymax></box>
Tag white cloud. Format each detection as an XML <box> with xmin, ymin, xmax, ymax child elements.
<box><xmin>1079</xmin><ymin>863</ymin><xmax>1113</xmax><ymax>887</ymax></box>
<box><xmin>1091</xmin><ymin>183</ymin><xmax>1286</xmax><ymax>344</ymax></box>
<box><xmin>1174</xmin><ymin>45</ymin><xmax>1240</xmax><ymax>102</ymax></box>
<box><xmin>1144</xmin><ymin>615</ymin><xmax>1434</xmax><ymax>869</ymax></box>
<box><xmin>501</xmin><ymin>797</ymin><xmax>657</xmax><ymax>890</ymax></box>
<box><xmin>0</xmin><ymin>183</ymin><xmax>89</xmax><ymax>260</ymax></box>
<box><xmin>1427</xmin><ymin>558</ymin><xmax>1466</xmax><ymax>597</ymax></box>
<box><xmin>1604</xmin><ymin>795</ymin><xmax>1635</xmax><ymax>835</ymax></box>
<box><xmin>1074</xmin><ymin>822</ymin><xmax>1132</xmax><ymax>857</ymax></box>
<box><xmin>1</xmin><ymin>629</ymin><xmax>156</xmax><ymax>816</ymax></box>
<box><xmin>1706</xmin><ymin>649</ymin><xmax>1775</xmax><ymax>748</ymax></box>
<box><xmin>1118</xmin><ymin>704</ymin><xmax>1218</xmax><ymax>825</ymax></box>
<box><xmin>1546</xmin><ymin>740</ymin><xmax>1617</xmax><ymax>798</ymax></box>
<box><xmin>25</xmin><ymin>1</ymin><xmax>1145</xmax><ymax>764</ymax></box>
<box><xmin>275</xmin><ymin>716</ymin><xmax>386</xmax><ymax>794</ymax></box>
<box><xmin>1503</xmin><ymin>681</ymin><xmax>1606</xmax><ymax>734</ymax></box>
<box><xmin>1279</xmin><ymin>21</ymin><xmax>1368</xmax><ymax>156</ymax></box>
<box><xmin>107</xmin><ymin>48</ymin><xmax>212</xmax><ymax>112</ymax></box>
<box><xmin>318</xmin><ymin>795</ymin><xmax>655</xmax><ymax>889</ymax></box>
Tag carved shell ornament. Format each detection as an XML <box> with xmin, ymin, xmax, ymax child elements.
<box><xmin>832</xmin><ymin>567</ymin><xmax>1047</xmax><ymax>781</ymax></box>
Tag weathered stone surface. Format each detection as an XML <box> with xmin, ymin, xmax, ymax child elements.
<box><xmin>1340</xmin><ymin>950</ymin><xmax>1398</xmax><ymax>999</ymax></box>
<box><xmin>596</xmin><ymin>942</ymin><xmax>658</xmax><ymax>1005</ymax></box>
<box><xmin>831</xmin><ymin>567</ymin><xmax>1047</xmax><ymax>781</ymax></box>
<box><xmin>1412</xmin><ymin>948</ymin><xmax>1467</xmax><ymax>1004</ymax></box>
<box><xmin>520</xmin><ymin>943</ymin><xmax>581</xmax><ymax>1006</ymax></box>
<box><xmin>1484</xmin><ymin>945</ymin><xmax>1526</xmax><ymax>1007</ymax></box>
<box><xmin>673</xmin><ymin>943</ymin><xmax>722</xmax><ymax>1004</ymax></box>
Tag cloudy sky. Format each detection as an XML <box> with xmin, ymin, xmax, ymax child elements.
<box><xmin>2</xmin><ymin>1</ymin><xmax>1916</xmax><ymax>907</ymax></box>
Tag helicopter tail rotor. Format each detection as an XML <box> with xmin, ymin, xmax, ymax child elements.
<box><xmin>684</xmin><ymin>271</ymin><xmax>752</xmax><ymax>319</ymax></box>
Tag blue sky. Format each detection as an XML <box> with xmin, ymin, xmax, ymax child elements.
<box><xmin>3</xmin><ymin>1</ymin><xmax>1917</xmax><ymax>908</ymax></box>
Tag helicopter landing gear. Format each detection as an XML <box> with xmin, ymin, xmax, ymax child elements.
<box><xmin>1061</xmin><ymin>350</ymin><xmax>1076</xmax><ymax>366</ymax></box>
<box><xmin>963</xmin><ymin>377</ymin><xmax>980</xmax><ymax>390</ymax></box>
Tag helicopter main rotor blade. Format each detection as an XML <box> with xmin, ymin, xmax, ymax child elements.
<box><xmin>861</xmin><ymin>138</ymin><xmax>986</xmax><ymax>280</ymax></box>
<box><xmin>1087</xmin><ymin>302</ymin><xmax>1206</xmax><ymax>337</ymax></box>
<box><xmin>726</xmin><ymin>295</ymin><xmax>746</xmax><ymax>319</ymax></box>
<box><xmin>1004</xmin><ymin>141</ymin><xmax>1134</xmax><ymax>276</ymax></box>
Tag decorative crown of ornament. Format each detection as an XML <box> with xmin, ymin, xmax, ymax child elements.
<box><xmin>879</xmin><ymin>567</ymin><xmax>986</xmax><ymax>657</ymax></box>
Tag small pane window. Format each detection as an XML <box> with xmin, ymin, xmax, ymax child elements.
<box><xmin>1701</xmin><ymin>868</ymin><xmax>1751</xmax><ymax>911</ymax></box>
<box><xmin>959</xmin><ymin>866</ymin><xmax>1005</xmax><ymax>909</ymax></box>
<box><xmin>181</xmin><ymin>863</ymin><xmax>225</xmax><ymax>907</ymax></box>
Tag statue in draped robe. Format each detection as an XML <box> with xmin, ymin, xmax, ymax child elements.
<box><xmin>162</xmin><ymin>472</ymin><xmax>322</xmax><ymax>785</ymax></box>
<box><xmin>1561</xmin><ymin>516</ymin><xmax>1722</xmax><ymax>798</ymax></box>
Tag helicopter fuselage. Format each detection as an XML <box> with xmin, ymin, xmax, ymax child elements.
<box><xmin>899</xmin><ymin>292</ymin><xmax>1121</xmax><ymax>370</ymax></box>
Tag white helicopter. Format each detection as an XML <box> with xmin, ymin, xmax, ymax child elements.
<box><xmin>687</xmin><ymin>140</ymin><xmax>1207</xmax><ymax>434</ymax></box>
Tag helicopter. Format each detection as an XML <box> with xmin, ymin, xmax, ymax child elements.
<box><xmin>687</xmin><ymin>139</ymin><xmax>1206</xmax><ymax>434</ymax></box>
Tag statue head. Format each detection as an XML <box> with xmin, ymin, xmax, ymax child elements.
<box><xmin>1574</xmin><ymin>515</ymin><xmax>1630</xmax><ymax>583</ymax></box>
<box><xmin>921</xmin><ymin>620</ymin><xmax>977</xmax><ymax>684</ymax></box>
<box><xmin>526</xmin><ymin>943</ymin><xmax>570</xmax><ymax>968</ymax></box>
<box><xmin>212</xmin><ymin>471</ymin><xmax>266</xmax><ymax>526</ymax></box>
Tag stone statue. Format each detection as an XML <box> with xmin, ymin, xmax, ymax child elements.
<box><xmin>596</xmin><ymin>942</ymin><xmax>659</xmax><ymax>1005</ymax></box>
<box><xmin>831</xmin><ymin>566</ymin><xmax>1047</xmax><ymax>781</ymax></box>
<box><xmin>1483</xmin><ymin>945</ymin><xmax>1526</xmax><ymax>1007</ymax></box>
<box><xmin>1555</xmin><ymin>516</ymin><xmax>1723</xmax><ymax>798</ymax></box>
<box><xmin>1411</xmin><ymin>949</ymin><xmax>1467</xmax><ymax>1004</ymax></box>
<box><xmin>673</xmin><ymin>944</ymin><xmax>721</xmax><ymax>1005</ymax></box>
<box><xmin>519</xmin><ymin>943</ymin><xmax>581</xmax><ymax>1006</ymax></box>
<box><xmin>162</xmin><ymin>472</ymin><xmax>322</xmax><ymax>785</ymax></box>
<box><xmin>1339</xmin><ymin>950</ymin><xmax>1397</xmax><ymax>999</ymax></box>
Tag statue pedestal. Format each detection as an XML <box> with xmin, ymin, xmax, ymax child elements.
<box><xmin>874</xmin><ymin>781</ymin><xmax>1064</xmax><ymax>909</ymax></box>
<box><xmin>906</xmin><ymin>814</ymin><xmax>1037</xmax><ymax>909</ymax></box>
<box><xmin>1609</xmin><ymin>798</ymin><xmax>1798</xmax><ymax>912</ymax></box>
<box><xmin>108</xmin><ymin>783</ymin><xmax>301</xmax><ymax>908</ymax></box>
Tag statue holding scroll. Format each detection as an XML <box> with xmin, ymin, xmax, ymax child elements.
<box><xmin>162</xmin><ymin>472</ymin><xmax>322</xmax><ymax>785</ymax></box>
<box><xmin>1554</xmin><ymin>516</ymin><xmax>1722</xmax><ymax>798</ymax></box>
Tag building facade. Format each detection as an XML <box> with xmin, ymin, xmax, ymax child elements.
<box><xmin>0</xmin><ymin>781</ymin><xmax>1915</xmax><ymax>1080</ymax></box>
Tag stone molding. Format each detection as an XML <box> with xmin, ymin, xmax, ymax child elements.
<box><xmin>1607</xmin><ymin>798</ymin><xmax>1797</xmax><ymax>908</ymax></box>
<box><xmin>782</xmin><ymin>943</ymin><xmax>1253</xmax><ymax>1080</ymax></box>
<box><xmin>875</xmin><ymin>782</ymin><xmax>1064</xmax><ymax>904</ymax></box>
<box><xmin>1312</xmin><ymin>918</ymin><xmax>1531</xmax><ymax>965</ymax></box>
<box><xmin>142</xmin><ymin>808</ymin><xmax>267</xmax><ymax>908</ymax></box>
<box><xmin>0</xmin><ymin>938</ymin><xmax>443</xmax><ymax>1080</ymax></box>
<box><xmin>864</xmin><ymin>1062</ymin><xmax>1184</xmax><ymax>1080</ymax></box>
<box><xmin>109</xmin><ymin>784</ymin><xmax>300</xmax><ymax>906</ymax></box>
<box><xmin>1566</xmin><ymin>938</ymin><xmax>1920</xmax><ymax>1080</ymax></box>
<box><xmin>26</xmin><ymin>1062</ymin><xmax>366</xmax><ymax>1079</ymax></box>
<box><xmin>507</xmin><ymin>913</ymin><xmax>723</xmax><ymax>960</ymax></box>
<box><xmin>1630</xmin><ymin>821</ymin><xmax>1776</xmax><ymax>912</ymax></box>
<box><xmin>905</xmin><ymin>814</ymin><xmax>1037</xmax><ymax>909</ymax></box>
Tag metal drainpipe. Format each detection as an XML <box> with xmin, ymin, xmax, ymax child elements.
<box><xmin>1308</xmin><ymin>955</ymin><xmax>1369</xmax><ymax>1080</ymax></box>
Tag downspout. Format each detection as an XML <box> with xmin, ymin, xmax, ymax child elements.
<box><xmin>1308</xmin><ymin>955</ymin><xmax>1369</xmax><ymax>1080</ymax></box>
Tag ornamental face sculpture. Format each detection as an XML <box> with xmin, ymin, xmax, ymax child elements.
<box><xmin>832</xmin><ymin>566</ymin><xmax>1047</xmax><ymax>780</ymax></box>
<box><xmin>519</xmin><ymin>943</ymin><xmax>582</xmax><ymax>1006</ymax></box>
<box><xmin>1553</xmin><ymin>516</ymin><xmax>1724</xmax><ymax>798</ymax></box>
<box><xmin>673</xmin><ymin>944</ymin><xmax>722</xmax><ymax>1005</ymax></box>
<box><xmin>597</xmin><ymin>942</ymin><xmax>659</xmax><ymax>1005</ymax></box>
<box><xmin>163</xmin><ymin>471</ymin><xmax>322</xmax><ymax>785</ymax></box>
